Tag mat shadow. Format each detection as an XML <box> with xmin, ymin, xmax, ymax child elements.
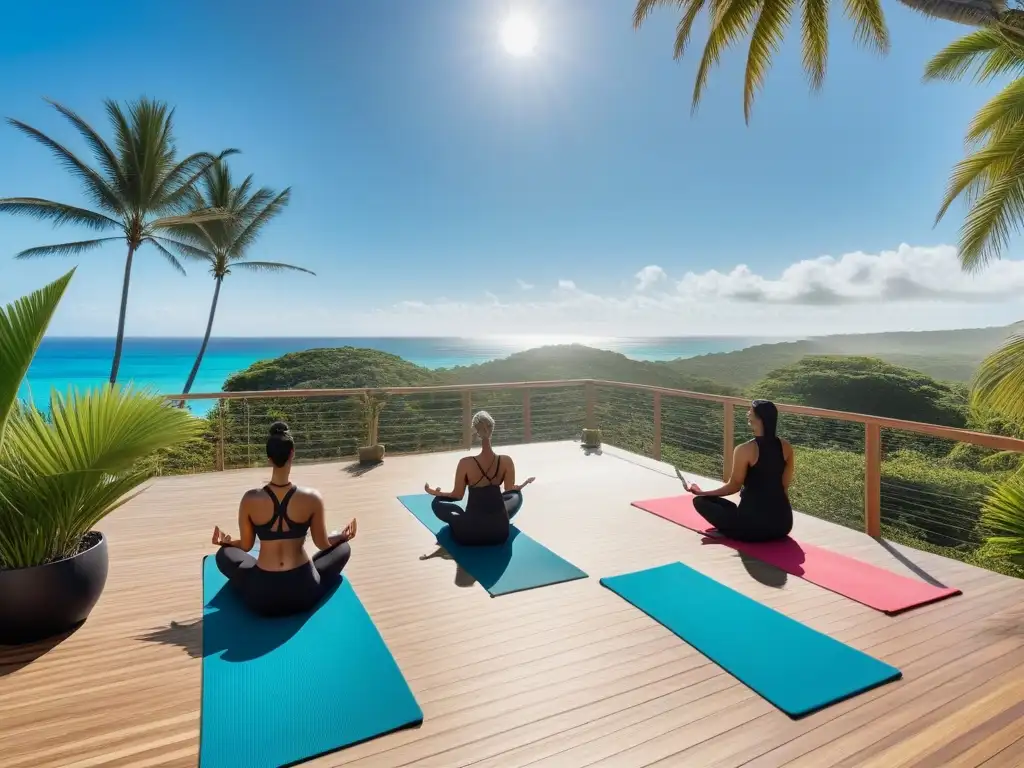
<box><xmin>142</xmin><ymin>582</ymin><xmax>342</xmax><ymax>662</ymax></box>
<box><xmin>701</xmin><ymin>535</ymin><xmax>803</xmax><ymax>588</ymax></box>
<box><xmin>434</xmin><ymin>527</ymin><xmax>515</xmax><ymax>591</ymax></box>
<box><xmin>420</xmin><ymin>547</ymin><xmax>476</xmax><ymax>588</ymax></box>
<box><xmin>738</xmin><ymin>552</ymin><xmax>788</xmax><ymax>588</ymax></box>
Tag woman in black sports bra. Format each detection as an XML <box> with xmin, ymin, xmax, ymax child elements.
<box><xmin>684</xmin><ymin>400</ymin><xmax>795</xmax><ymax>543</ymax></box>
<box><xmin>424</xmin><ymin>410</ymin><xmax>535</xmax><ymax>546</ymax></box>
<box><xmin>211</xmin><ymin>421</ymin><xmax>357</xmax><ymax>617</ymax></box>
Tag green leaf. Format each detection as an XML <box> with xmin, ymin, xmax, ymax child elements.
<box><xmin>0</xmin><ymin>270</ymin><xmax>74</xmax><ymax>448</ymax></box>
<box><xmin>972</xmin><ymin>333</ymin><xmax>1024</xmax><ymax>425</ymax></box>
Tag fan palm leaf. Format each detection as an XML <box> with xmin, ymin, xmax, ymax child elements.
<box><xmin>171</xmin><ymin>160</ymin><xmax>311</xmax><ymax>400</ymax></box>
<box><xmin>0</xmin><ymin>269</ymin><xmax>74</xmax><ymax>447</ymax></box>
<box><xmin>980</xmin><ymin>467</ymin><xmax>1024</xmax><ymax>565</ymax></box>
<box><xmin>0</xmin><ymin>97</ymin><xmax>239</xmax><ymax>384</ymax></box>
<box><xmin>0</xmin><ymin>273</ymin><xmax>202</xmax><ymax>569</ymax></box>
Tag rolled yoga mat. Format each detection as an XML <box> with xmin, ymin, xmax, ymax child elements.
<box><xmin>631</xmin><ymin>494</ymin><xmax>961</xmax><ymax>614</ymax></box>
<box><xmin>601</xmin><ymin>562</ymin><xmax>902</xmax><ymax>717</ymax></box>
<box><xmin>397</xmin><ymin>493</ymin><xmax>588</xmax><ymax>596</ymax></box>
<box><xmin>199</xmin><ymin>556</ymin><xmax>422</xmax><ymax>768</ymax></box>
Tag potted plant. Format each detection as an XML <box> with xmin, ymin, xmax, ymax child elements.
<box><xmin>582</xmin><ymin>427</ymin><xmax>602</xmax><ymax>448</ymax></box>
<box><xmin>0</xmin><ymin>270</ymin><xmax>201</xmax><ymax>645</ymax></box>
<box><xmin>356</xmin><ymin>390</ymin><xmax>387</xmax><ymax>464</ymax></box>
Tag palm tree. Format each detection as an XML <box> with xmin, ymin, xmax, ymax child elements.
<box><xmin>926</xmin><ymin>21</ymin><xmax>1024</xmax><ymax>270</ymax></box>
<box><xmin>0</xmin><ymin>98</ymin><xmax>236</xmax><ymax>385</ymax></box>
<box><xmin>174</xmin><ymin>160</ymin><xmax>312</xmax><ymax>401</ymax></box>
<box><xmin>632</xmin><ymin>0</ymin><xmax>1005</xmax><ymax>123</ymax></box>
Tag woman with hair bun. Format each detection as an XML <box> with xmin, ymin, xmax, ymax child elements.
<box><xmin>211</xmin><ymin>421</ymin><xmax>357</xmax><ymax>616</ymax></box>
<box><xmin>424</xmin><ymin>410</ymin><xmax>535</xmax><ymax>546</ymax></box>
<box><xmin>683</xmin><ymin>400</ymin><xmax>795</xmax><ymax>542</ymax></box>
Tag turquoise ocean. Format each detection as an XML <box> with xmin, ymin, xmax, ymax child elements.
<box><xmin>22</xmin><ymin>336</ymin><xmax>768</xmax><ymax>413</ymax></box>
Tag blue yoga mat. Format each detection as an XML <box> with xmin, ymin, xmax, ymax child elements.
<box><xmin>397</xmin><ymin>493</ymin><xmax>588</xmax><ymax>596</ymax></box>
<box><xmin>600</xmin><ymin>562</ymin><xmax>902</xmax><ymax>717</ymax></box>
<box><xmin>199</xmin><ymin>556</ymin><xmax>422</xmax><ymax>768</ymax></box>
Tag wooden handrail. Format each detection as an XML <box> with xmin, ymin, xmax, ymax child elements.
<box><xmin>176</xmin><ymin>375</ymin><xmax>1024</xmax><ymax>540</ymax></box>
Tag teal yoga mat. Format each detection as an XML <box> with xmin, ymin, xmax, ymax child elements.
<box><xmin>199</xmin><ymin>556</ymin><xmax>422</xmax><ymax>768</ymax></box>
<box><xmin>397</xmin><ymin>493</ymin><xmax>588</xmax><ymax>596</ymax></box>
<box><xmin>601</xmin><ymin>562</ymin><xmax>901</xmax><ymax>717</ymax></box>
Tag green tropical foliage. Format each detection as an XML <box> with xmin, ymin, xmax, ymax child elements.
<box><xmin>0</xmin><ymin>98</ymin><xmax>236</xmax><ymax>384</ymax></box>
<box><xmin>0</xmin><ymin>271</ymin><xmax>201</xmax><ymax>570</ymax></box>
<box><xmin>925</xmin><ymin>23</ymin><xmax>1024</xmax><ymax>270</ymax></box>
<box><xmin>632</xmin><ymin>0</ymin><xmax>997</xmax><ymax>122</ymax></box>
<box><xmin>981</xmin><ymin>467</ymin><xmax>1024</xmax><ymax>564</ymax></box>
<box><xmin>174</xmin><ymin>159</ymin><xmax>310</xmax><ymax>399</ymax></box>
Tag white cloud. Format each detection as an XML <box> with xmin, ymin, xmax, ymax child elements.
<box><xmin>516</xmin><ymin>279</ymin><xmax>534</xmax><ymax>290</ymax></box>
<box><xmin>635</xmin><ymin>265</ymin><xmax>667</xmax><ymax>291</ymax></box>
<box><xmin>675</xmin><ymin>244</ymin><xmax>1024</xmax><ymax>305</ymax></box>
<box><xmin>371</xmin><ymin>244</ymin><xmax>1024</xmax><ymax>336</ymax></box>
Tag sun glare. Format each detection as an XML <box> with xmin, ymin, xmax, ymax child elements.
<box><xmin>500</xmin><ymin>14</ymin><xmax>538</xmax><ymax>57</ymax></box>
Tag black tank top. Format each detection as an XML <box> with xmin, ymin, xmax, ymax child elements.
<box><xmin>251</xmin><ymin>485</ymin><xmax>311</xmax><ymax>541</ymax></box>
<box><xmin>464</xmin><ymin>455</ymin><xmax>506</xmax><ymax>516</ymax></box>
<box><xmin>739</xmin><ymin>437</ymin><xmax>792</xmax><ymax>523</ymax></box>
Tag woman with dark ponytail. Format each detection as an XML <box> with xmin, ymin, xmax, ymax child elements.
<box><xmin>211</xmin><ymin>421</ymin><xmax>358</xmax><ymax>616</ymax></box>
<box><xmin>682</xmin><ymin>400</ymin><xmax>795</xmax><ymax>542</ymax></box>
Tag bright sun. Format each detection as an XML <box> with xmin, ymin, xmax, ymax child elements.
<box><xmin>500</xmin><ymin>15</ymin><xmax>538</xmax><ymax>57</ymax></box>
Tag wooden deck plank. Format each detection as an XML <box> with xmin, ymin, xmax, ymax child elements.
<box><xmin>1</xmin><ymin>441</ymin><xmax>1022</xmax><ymax>768</ymax></box>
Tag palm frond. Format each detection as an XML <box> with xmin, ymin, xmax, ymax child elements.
<box><xmin>144</xmin><ymin>238</ymin><xmax>187</xmax><ymax>276</ymax></box>
<box><xmin>229</xmin><ymin>188</ymin><xmax>291</xmax><ymax>255</ymax></box>
<box><xmin>803</xmin><ymin>0</ymin><xmax>830</xmax><ymax>89</ymax></box>
<box><xmin>744</xmin><ymin>0</ymin><xmax>793</xmax><ymax>122</ymax></box>
<box><xmin>693</xmin><ymin>0</ymin><xmax>763</xmax><ymax>112</ymax></box>
<box><xmin>158</xmin><ymin>149</ymin><xmax>240</xmax><ymax>212</ymax></box>
<box><xmin>634</xmin><ymin>0</ymin><xmax>684</xmax><ymax>27</ymax></box>
<box><xmin>0</xmin><ymin>386</ymin><xmax>201</xmax><ymax>567</ymax></box>
<box><xmin>844</xmin><ymin>0</ymin><xmax>889</xmax><ymax>53</ymax></box>
<box><xmin>230</xmin><ymin>260</ymin><xmax>316</xmax><ymax>275</ymax></box>
<box><xmin>148</xmin><ymin>235</ymin><xmax>214</xmax><ymax>262</ymax></box>
<box><xmin>898</xmin><ymin>0</ymin><xmax>1001</xmax><ymax>25</ymax></box>
<box><xmin>980</xmin><ymin>467</ymin><xmax>1024</xmax><ymax>565</ymax></box>
<box><xmin>6</xmin><ymin>117</ymin><xmax>123</xmax><ymax>214</ymax></box>
<box><xmin>965</xmin><ymin>76</ymin><xmax>1024</xmax><ymax>144</ymax></box>
<box><xmin>972</xmin><ymin>333</ymin><xmax>1024</xmax><ymax>424</ymax></box>
<box><xmin>672</xmin><ymin>0</ymin><xmax>709</xmax><ymax>59</ymax></box>
<box><xmin>924</xmin><ymin>28</ymin><xmax>1019</xmax><ymax>83</ymax></box>
<box><xmin>16</xmin><ymin>238</ymin><xmax>121</xmax><ymax>259</ymax></box>
<box><xmin>46</xmin><ymin>99</ymin><xmax>126</xmax><ymax>193</ymax></box>
<box><xmin>0</xmin><ymin>197</ymin><xmax>120</xmax><ymax>231</ymax></box>
<box><xmin>0</xmin><ymin>270</ymin><xmax>74</xmax><ymax>448</ymax></box>
<box><xmin>935</xmin><ymin>120</ymin><xmax>1024</xmax><ymax>222</ymax></box>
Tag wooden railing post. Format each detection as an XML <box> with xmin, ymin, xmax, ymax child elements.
<box><xmin>215</xmin><ymin>403</ymin><xmax>225</xmax><ymax>472</ymax></box>
<box><xmin>722</xmin><ymin>402</ymin><xmax>735</xmax><ymax>481</ymax></box>
<box><xmin>865</xmin><ymin>423</ymin><xmax>882</xmax><ymax>538</ymax></box>
<box><xmin>523</xmin><ymin>389</ymin><xmax>532</xmax><ymax>442</ymax></box>
<box><xmin>652</xmin><ymin>392</ymin><xmax>662</xmax><ymax>461</ymax></box>
<box><xmin>585</xmin><ymin>381</ymin><xmax>596</xmax><ymax>429</ymax></box>
<box><xmin>462</xmin><ymin>390</ymin><xmax>473</xmax><ymax>449</ymax></box>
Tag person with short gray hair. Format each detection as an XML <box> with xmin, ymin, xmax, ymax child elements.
<box><xmin>424</xmin><ymin>410</ymin><xmax>535</xmax><ymax>545</ymax></box>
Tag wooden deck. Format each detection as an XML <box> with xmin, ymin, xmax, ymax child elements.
<box><xmin>3</xmin><ymin>441</ymin><xmax>1024</xmax><ymax>768</ymax></box>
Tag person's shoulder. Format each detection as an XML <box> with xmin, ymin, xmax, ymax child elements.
<box><xmin>241</xmin><ymin>486</ymin><xmax>266</xmax><ymax>501</ymax></box>
<box><xmin>294</xmin><ymin>486</ymin><xmax>324</xmax><ymax>502</ymax></box>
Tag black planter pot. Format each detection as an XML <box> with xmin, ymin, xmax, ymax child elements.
<box><xmin>0</xmin><ymin>532</ymin><xmax>109</xmax><ymax>645</ymax></box>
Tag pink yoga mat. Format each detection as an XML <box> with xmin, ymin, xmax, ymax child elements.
<box><xmin>631</xmin><ymin>495</ymin><xmax>961</xmax><ymax>615</ymax></box>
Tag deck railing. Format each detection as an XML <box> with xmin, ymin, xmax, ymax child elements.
<box><xmin>167</xmin><ymin>379</ymin><xmax>1024</xmax><ymax>570</ymax></box>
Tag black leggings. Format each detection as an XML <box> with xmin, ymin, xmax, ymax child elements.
<box><xmin>692</xmin><ymin>496</ymin><xmax>792</xmax><ymax>543</ymax></box>
<box><xmin>215</xmin><ymin>540</ymin><xmax>351</xmax><ymax>617</ymax></box>
<box><xmin>431</xmin><ymin>491</ymin><xmax>523</xmax><ymax>546</ymax></box>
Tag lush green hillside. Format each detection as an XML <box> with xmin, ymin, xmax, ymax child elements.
<box><xmin>441</xmin><ymin>344</ymin><xmax>739</xmax><ymax>395</ymax></box>
<box><xmin>224</xmin><ymin>347</ymin><xmax>441</xmax><ymax>391</ymax></box>
<box><xmin>668</xmin><ymin>323</ymin><xmax>1023</xmax><ymax>387</ymax></box>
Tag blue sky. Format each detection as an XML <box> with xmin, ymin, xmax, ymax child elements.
<box><xmin>1</xmin><ymin>0</ymin><xmax>1022</xmax><ymax>337</ymax></box>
